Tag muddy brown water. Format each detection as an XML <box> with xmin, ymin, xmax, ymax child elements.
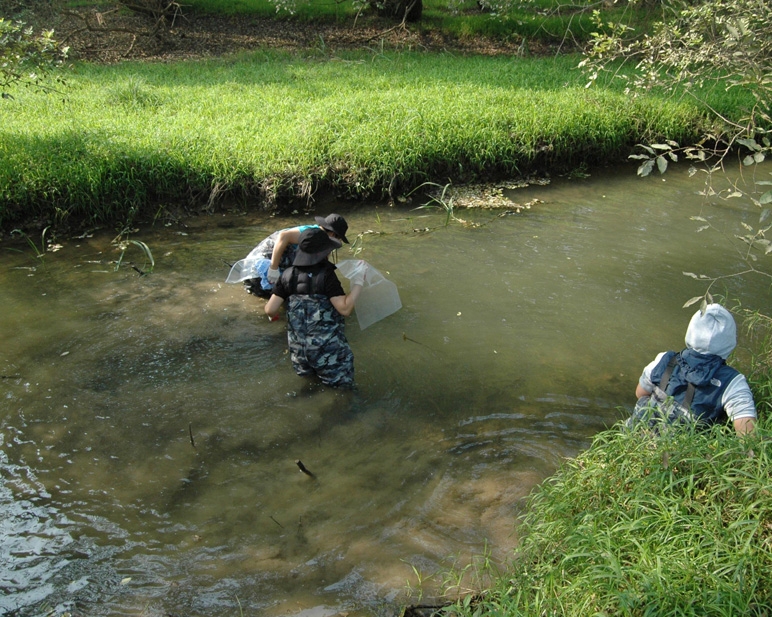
<box><xmin>1</xmin><ymin>162</ymin><xmax>770</xmax><ymax>616</ymax></box>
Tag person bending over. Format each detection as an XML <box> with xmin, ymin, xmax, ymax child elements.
<box><xmin>226</xmin><ymin>213</ymin><xmax>350</xmax><ymax>299</ymax></box>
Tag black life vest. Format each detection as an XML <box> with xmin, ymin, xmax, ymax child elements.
<box><xmin>285</xmin><ymin>263</ymin><xmax>330</xmax><ymax>296</ymax></box>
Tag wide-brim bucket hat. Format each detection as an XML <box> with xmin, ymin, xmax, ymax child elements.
<box><xmin>315</xmin><ymin>213</ymin><xmax>349</xmax><ymax>244</ymax></box>
<box><xmin>293</xmin><ymin>228</ymin><xmax>343</xmax><ymax>266</ymax></box>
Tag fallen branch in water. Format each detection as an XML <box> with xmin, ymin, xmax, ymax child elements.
<box><xmin>295</xmin><ymin>459</ymin><xmax>315</xmax><ymax>479</ymax></box>
<box><xmin>402</xmin><ymin>332</ymin><xmax>434</xmax><ymax>351</ymax></box>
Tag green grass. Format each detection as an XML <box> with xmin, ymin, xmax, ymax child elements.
<box><xmin>185</xmin><ymin>0</ymin><xmax>361</xmax><ymax>20</ymax></box>
<box><xmin>1</xmin><ymin>0</ymin><xmax>729</xmax><ymax>233</ymax></box>
<box><xmin>441</xmin><ymin>417</ymin><xmax>772</xmax><ymax>616</ymax></box>
<box><xmin>744</xmin><ymin>310</ymin><xmax>772</xmax><ymax>420</ymax></box>
<box><xmin>439</xmin><ymin>310</ymin><xmax>772</xmax><ymax>617</ymax></box>
<box><xmin>1</xmin><ymin>49</ymin><xmax>726</xmax><ymax>233</ymax></box>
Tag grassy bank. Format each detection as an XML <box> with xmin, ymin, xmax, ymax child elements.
<box><xmin>0</xmin><ymin>48</ymin><xmax>745</xmax><ymax>235</ymax></box>
<box><xmin>439</xmin><ymin>313</ymin><xmax>772</xmax><ymax>617</ymax></box>
<box><xmin>454</xmin><ymin>418</ymin><xmax>772</xmax><ymax>616</ymax></box>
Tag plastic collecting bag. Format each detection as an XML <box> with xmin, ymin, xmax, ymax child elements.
<box><xmin>336</xmin><ymin>260</ymin><xmax>402</xmax><ymax>330</ymax></box>
<box><xmin>224</xmin><ymin>232</ymin><xmax>280</xmax><ymax>284</ymax></box>
<box><xmin>225</xmin><ymin>258</ymin><xmax>253</xmax><ymax>284</ymax></box>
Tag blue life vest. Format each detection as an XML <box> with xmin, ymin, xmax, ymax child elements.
<box><xmin>649</xmin><ymin>349</ymin><xmax>739</xmax><ymax>425</ymax></box>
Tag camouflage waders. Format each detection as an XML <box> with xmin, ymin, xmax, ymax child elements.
<box><xmin>286</xmin><ymin>294</ymin><xmax>354</xmax><ymax>388</ymax></box>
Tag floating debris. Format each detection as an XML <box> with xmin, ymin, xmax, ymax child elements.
<box><xmin>427</xmin><ymin>176</ymin><xmax>549</xmax><ymax>213</ymax></box>
<box><xmin>498</xmin><ymin>198</ymin><xmax>544</xmax><ymax>217</ymax></box>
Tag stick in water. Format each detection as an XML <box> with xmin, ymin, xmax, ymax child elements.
<box><xmin>402</xmin><ymin>332</ymin><xmax>434</xmax><ymax>351</ymax></box>
<box><xmin>189</xmin><ymin>423</ymin><xmax>196</xmax><ymax>449</ymax></box>
<box><xmin>295</xmin><ymin>460</ymin><xmax>315</xmax><ymax>478</ymax></box>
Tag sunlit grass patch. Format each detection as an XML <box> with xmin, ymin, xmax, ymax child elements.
<box><xmin>104</xmin><ymin>75</ymin><xmax>164</xmax><ymax>110</ymax></box>
<box><xmin>1</xmin><ymin>50</ymin><xmax>715</xmax><ymax>232</ymax></box>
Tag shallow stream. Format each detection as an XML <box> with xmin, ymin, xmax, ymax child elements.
<box><xmin>1</xmin><ymin>162</ymin><xmax>770</xmax><ymax>616</ymax></box>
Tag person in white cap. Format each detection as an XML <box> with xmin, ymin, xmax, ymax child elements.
<box><xmin>632</xmin><ymin>304</ymin><xmax>757</xmax><ymax>435</ymax></box>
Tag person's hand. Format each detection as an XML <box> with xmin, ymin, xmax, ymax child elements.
<box><xmin>267</xmin><ymin>267</ymin><xmax>281</xmax><ymax>284</ymax></box>
<box><xmin>351</xmin><ymin>263</ymin><xmax>367</xmax><ymax>287</ymax></box>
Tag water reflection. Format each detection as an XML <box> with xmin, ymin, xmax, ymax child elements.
<box><xmin>1</xmin><ymin>162</ymin><xmax>769</xmax><ymax>616</ymax></box>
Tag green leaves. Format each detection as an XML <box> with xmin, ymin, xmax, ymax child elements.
<box><xmin>582</xmin><ymin>0</ymin><xmax>772</xmax><ymax>185</ymax></box>
<box><xmin>629</xmin><ymin>141</ymin><xmax>680</xmax><ymax>177</ymax></box>
<box><xmin>0</xmin><ymin>18</ymin><xmax>68</xmax><ymax>96</ymax></box>
<box><xmin>113</xmin><ymin>237</ymin><xmax>155</xmax><ymax>275</ymax></box>
<box><xmin>682</xmin><ymin>294</ymin><xmax>710</xmax><ymax>313</ymax></box>
<box><xmin>740</xmin><ymin>137</ymin><xmax>768</xmax><ymax>166</ymax></box>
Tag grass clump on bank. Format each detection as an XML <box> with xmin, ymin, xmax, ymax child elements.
<box><xmin>444</xmin><ymin>419</ymin><xmax>772</xmax><ymax>616</ymax></box>
<box><xmin>0</xmin><ymin>50</ymin><xmax>723</xmax><ymax>233</ymax></box>
<box><xmin>442</xmin><ymin>316</ymin><xmax>772</xmax><ymax>617</ymax></box>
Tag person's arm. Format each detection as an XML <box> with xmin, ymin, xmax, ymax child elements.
<box><xmin>330</xmin><ymin>284</ymin><xmax>363</xmax><ymax>317</ymax></box>
<box><xmin>264</xmin><ymin>294</ymin><xmax>284</xmax><ymax>320</ymax></box>
<box><xmin>269</xmin><ymin>228</ymin><xmax>303</xmax><ymax>270</ymax></box>
<box><xmin>328</xmin><ymin>265</ymin><xmax>367</xmax><ymax>317</ymax></box>
<box><xmin>635</xmin><ymin>353</ymin><xmax>667</xmax><ymax>399</ymax></box>
<box><xmin>635</xmin><ymin>383</ymin><xmax>651</xmax><ymax>399</ymax></box>
<box><xmin>723</xmin><ymin>374</ymin><xmax>757</xmax><ymax>435</ymax></box>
